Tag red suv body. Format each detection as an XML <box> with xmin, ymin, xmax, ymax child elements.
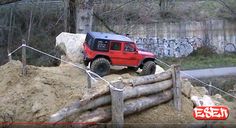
<box><xmin>83</xmin><ymin>32</ymin><xmax>157</xmax><ymax>76</ymax></box>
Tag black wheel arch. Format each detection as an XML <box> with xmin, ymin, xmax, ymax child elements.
<box><xmin>92</xmin><ymin>55</ymin><xmax>112</xmax><ymax>64</ymax></box>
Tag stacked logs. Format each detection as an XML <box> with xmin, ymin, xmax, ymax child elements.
<box><xmin>49</xmin><ymin>70</ymin><xmax>174</xmax><ymax>124</ymax></box>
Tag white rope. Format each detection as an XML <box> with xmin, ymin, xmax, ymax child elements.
<box><xmin>87</xmin><ymin>70</ymin><xmax>124</xmax><ymax>92</ymax></box>
<box><xmin>85</xmin><ymin>70</ymin><xmax>97</xmax><ymax>82</ymax></box>
<box><xmin>8</xmin><ymin>45</ymin><xmax>23</xmax><ymax>56</ymax></box>
<box><xmin>155</xmin><ymin>58</ymin><xmax>171</xmax><ymax>68</ymax></box>
<box><xmin>25</xmin><ymin>45</ymin><xmax>123</xmax><ymax>91</ymax></box>
<box><xmin>26</xmin><ymin>45</ymin><xmax>85</xmax><ymax>70</ymax></box>
<box><xmin>156</xmin><ymin>58</ymin><xmax>236</xmax><ymax>99</ymax></box>
<box><xmin>181</xmin><ymin>72</ymin><xmax>236</xmax><ymax>99</ymax></box>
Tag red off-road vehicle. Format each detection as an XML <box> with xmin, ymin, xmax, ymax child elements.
<box><xmin>83</xmin><ymin>32</ymin><xmax>157</xmax><ymax>76</ymax></box>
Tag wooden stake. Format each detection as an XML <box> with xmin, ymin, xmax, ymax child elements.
<box><xmin>171</xmin><ymin>64</ymin><xmax>182</xmax><ymax>111</ymax></box>
<box><xmin>110</xmin><ymin>81</ymin><xmax>124</xmax><ymax>128</ymax></box>
<box><xmin>22</xmin><ymin>39</ymin><xmax>27</xmax><ymax>76</ymax></box>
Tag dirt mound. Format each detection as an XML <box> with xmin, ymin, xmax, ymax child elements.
<box><xmin>0</xmin><ymin>61</ymin><xmax>134</xmax><ymax>122</ymax></box>
<box><xmin>0</xmin><ymin>61</ymin><xmax>88</xmax><ymax>122</ymax></box>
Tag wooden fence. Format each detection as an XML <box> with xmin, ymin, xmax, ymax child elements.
<box><xmin>49</xmin><ymin>65</ymin><xmax>182</xmax><ymax>128</ymax></box>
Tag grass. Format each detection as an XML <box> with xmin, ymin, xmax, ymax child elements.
<box><xmin>158</xmin><ymin>53</ymin><xmax>236</xmax><ymax>70</ymax></box>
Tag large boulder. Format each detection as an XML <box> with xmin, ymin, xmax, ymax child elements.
<box><xmin>181</xmin><ymin>79</ymin><xmax>193</xmax><ymax>98</ymax></box>
<box><xmin>56</xmin><ymin>32</ymin><xmax>86</xmax><ymax>64</ymax></box>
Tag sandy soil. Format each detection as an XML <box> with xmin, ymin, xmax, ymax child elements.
<box><xmin>0</xmin><ymin>61</ymin><xmax>135</xmax><ymax>122</ymax></box>
<box><xmin>0</xmin><ymin>60</ymin><xmax>235</xmax><ymax>126</ymax></box>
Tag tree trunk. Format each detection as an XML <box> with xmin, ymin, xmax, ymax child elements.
<box><xmin>75</xmin><ymin>0</ymin><xmax>94</xmax><ymax>34</ymax></box>
<box><xmin>49</xmin><ymin>79</ymin><xmax>172</xmax><ymax>122</ymax></box>
<box><xmin>27</xmin><ymin>9</ymin><xmax>33</xmax><ymax>42</ymax></box>
<box><xmin>68</xmin><ymin>0</ymin><xmax>76</xmax><ymax>33</ymax></box>
<box><xmin>74</xmin><ymin>90</ymin><xmax>173</xmax><ymax>126</ymax></box>
<box><xmin>63</xmin><ymin>0</ymin><xmax>69</xmax><ymax>32</ymax></box>
<box><xmin>126</xmin><ymin>71</ymin><xmax>172</xmax><ymax>86</ymax></box>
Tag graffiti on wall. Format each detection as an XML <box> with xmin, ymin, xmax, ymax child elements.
<box><xmin>131</xmin><ymin>36</ymin><xmax>203</xmax><ymax>57</ymax></box>
<box><xmin>224</xmin><ymin>43</ymin><xmax>236</xmax><ymax>53</ymax></box>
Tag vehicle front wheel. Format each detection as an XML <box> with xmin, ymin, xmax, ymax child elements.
<box><xmin>90</xmin><ymin>58</ymin><xmax>110</xmax><ymax>76</ymax></box>
<box><xmin>141</xmin><ymin>61</ymin><xmax>156</xmax><ymax>75</ymax></box>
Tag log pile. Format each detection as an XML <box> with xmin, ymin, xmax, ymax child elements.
<box><xmin>49</xmin><ymin>69</ymin><xmax>179</xmax><ymax>125</ymax></box>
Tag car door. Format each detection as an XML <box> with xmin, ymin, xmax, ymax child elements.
<box><xmin>109</xmin><ymin>41</ymin><xmax>123</xmax><ymax>65</ymax></box>
<box><xmin>122</xmin><ymin>42</ymin><xmax>139</xmax><ymax>66</ymax></box>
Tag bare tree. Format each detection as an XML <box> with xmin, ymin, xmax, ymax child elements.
<box><xmin>159</xmin><ymin>0</ymin><xmax>175</xmax><ymax>17</ymax></box>
<box><xmin>76</xmin><ymin>0</ymin><xmax>94</xmax><ymax>34</ymax></box>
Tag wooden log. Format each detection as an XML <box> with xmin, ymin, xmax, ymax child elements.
<box><xmin>124</xmin><ymin>79</ymin><xmax>172</xmax><ymax>99</ymax></box>
<box><xmin>49</xmin><ymin>79</ymin><xmax>172</xmax><ymax>122</ymax></box>
<box><xmin>75</xmin><ymin>90</ymin><xmax>173</xmax><ymax>125</ymax></box>
<box><xmin>171</xmin><ymin>65</ymin><xmax>182</xmax><ymax>111</ymax></box>
<box><xmin>110</xmin><ymin>81</ymin><xmax>124</xmax><ymax>128</ymax></box>
<box><xmin>83</xmin><ymin>70</ymin><xmax>172</xmax><ymax>100</ymax></box>
<box><xmin>127</xmin><ymin>70</ymin><xmax>172</xmax><ymax>86</ymax></box>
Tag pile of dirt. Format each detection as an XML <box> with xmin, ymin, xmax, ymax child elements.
<box><xmin>0</xmin><ymin>60</ymin><xmax>135</xmax><ymax>122</ymax></box>
<box><xmin>1</xmin><ymin>61</ymin><xmax>234</xmax><ymax>126</ymax></box>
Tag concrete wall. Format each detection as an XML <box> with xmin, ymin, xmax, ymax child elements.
<box><xmin>94</xmin><ymin>20</ymin><xmax>236</xmax><ymax>57</ymax></box>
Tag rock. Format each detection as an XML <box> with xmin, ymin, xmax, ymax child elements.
<box><xmin>190</xmin><ymin>86</ymin><xmax>209</xmax><ymax>97</ymax></box>
<box><xmin>155</xmin><ymin>65</ymin><xmax>165</xmax><ymax>74</ymax></box>
<box><xmin>32</xmin><ymin>102</ymin><xmax>42</xmax><ymax>113</ymax></box>
<box><xmin>56</xmin><ymin>32</ymin><xmax>86</xmax><ymax>64</ymax></box>
<box><xmin>181</xmin><ymin>79</ymin><xmax>193</xmax><ymax>98</ymax></box>
<box><xmin>214</xmin><ymin>94</ymin><xmax>222</xmax><ymax>99</ymax></box>
<box><xmin>191</xmin><ymin>95</ymin><xmax>215</xmax><ymax>106</ymax></box>
<box><xmin>121</xmin><ymin>73</ymin><xmax>131</xmax><ymax>79</ymax></box>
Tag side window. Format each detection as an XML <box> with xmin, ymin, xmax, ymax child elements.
<box><xmin>124</xmin><ymin>43</ymin><xmax>136</xmax><ymax>52</ymax></box>
<box><xmin>85</xmin><ymin>34</ymin><xmax>93</xmax><ymax>47</ymax></box>
<box><xmin>95</xmin><ymin>39</ymin><xmax>109</xmax><ymax>51</ymax></box>
<box><xmin>110</xmin><ymin>42</ymin><xmax>121</xmax><ymax>51</ymax></box>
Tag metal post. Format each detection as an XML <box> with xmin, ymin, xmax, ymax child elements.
<box><xmin>87</xmin><ymin>68</ymin><xmax>91</xmax><ymax>88</ymax></box>
<box><xmin>208</xmin><ymin>81</ymin><xmax>212</xmax><ymax>96</ymax></box>
<box><xmin>22</xmin><ymin>39</ymin><xmax>27</xmax><ymax>76</ymax></box>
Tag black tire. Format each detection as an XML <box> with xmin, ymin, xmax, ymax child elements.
<box><xmin>90</xmin><ymin>58</ymin><xmax>110</xmax><ymax>76</ymax></box>
<box><xmin>127</xmin><ymin>66</ymin><xmax>139</xmax><ymax>72</ymax></box>
<box><xmin>141</xmin><ymin>61</ymin><xmax>156</xmax><ymax>75</ymax></box>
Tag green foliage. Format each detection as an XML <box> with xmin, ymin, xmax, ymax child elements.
<box><xmin>189</xmin><ymin>44</ymin><xmax>216</xmax><ymax>57</ymax></box>
<box><xmin>161</xmin><ymin>53</ymin><xmax>236</xmax><ymax>70</ymax></box>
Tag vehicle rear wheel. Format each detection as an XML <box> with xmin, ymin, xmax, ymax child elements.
<box><xmin>90</xmin><ymin>58</ymin><xmax>110</xmax><ymax>76</ymax></box>
<box><xmin>141</xmin><ymin>61</ymin><xmax>156</xmax><ymax>75</ymax></box>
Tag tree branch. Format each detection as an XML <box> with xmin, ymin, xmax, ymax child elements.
<box><xmin>217</xmin><ymin>0</ymin><xmax>236</xmax><ymax>16</ymax></box>
<box><xmin>0</xmin><ymin>0</ymin><xmax>21</xmax><ymax>5</ymax></box>
<box><xmin>93</xmin><ymin>12</ymin><xmax>119</xmax><ymax>34</ymax></box>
